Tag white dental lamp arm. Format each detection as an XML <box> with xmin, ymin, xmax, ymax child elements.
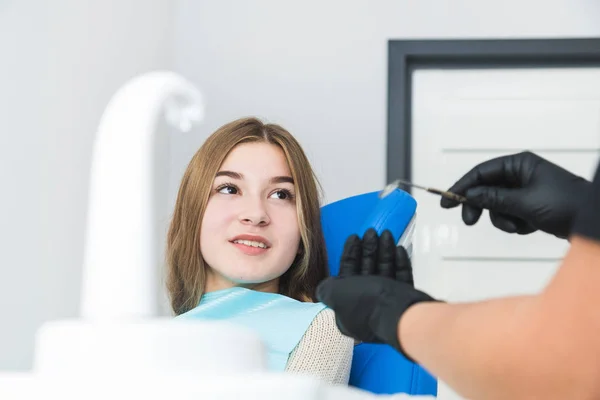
<box><xmin>80</xmin><ymin>71</ymin><xmax>203</xmax><ymax>319</ymax></box>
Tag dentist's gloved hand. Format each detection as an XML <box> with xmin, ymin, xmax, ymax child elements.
<box><xmin>441</xmin><ymin>151</ymin><xmax>591</xmax><ymax>239</ymax></box>
<box><xmin>316</xmin><ymin>229</ymin><xmax>437</xmax><ymax>360</ymax></box>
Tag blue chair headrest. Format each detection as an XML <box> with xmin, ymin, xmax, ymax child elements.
<box><xmin>320</xmin><ymin>189</ymin><xmax>436</xmax><ymax>396</ymax></box>
<box><xmin>321</xmin><ymin>189</ymin><xmax>416</xmax><ymax>276</ymax></box>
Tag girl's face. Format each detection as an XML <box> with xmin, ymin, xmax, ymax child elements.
<box><xmin>200</xmin><ymin>142</ymin><xmax>301</xmax><ymax>293</ymax></box>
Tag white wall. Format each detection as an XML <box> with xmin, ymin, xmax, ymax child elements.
<box><xmin>171</xmin><ymin>0</ymin><xmax>600</xmax><ymax>205</ymax></box>
<box><xmin>0</xmin><ymin>0</ymin><xmax>174</xmax><ymax>370</ymax></box>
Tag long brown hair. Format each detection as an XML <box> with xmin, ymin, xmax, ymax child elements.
<box><xmin>166</xmin><ymin>117</ymin><xmax>328</xmax><ymax>315</ymax></box>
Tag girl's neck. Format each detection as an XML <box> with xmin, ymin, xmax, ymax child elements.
<box><xmin>204</xmin><ymin>270</ymin><xmax>279</xmax><ymax>295</ymax></box>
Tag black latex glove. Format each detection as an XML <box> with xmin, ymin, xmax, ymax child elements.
<box><xmin>440</xmin><ymin>151</ymin><xmax>591</xmax><ymax>239</ymax></box>
<box><xmin>572</xmin><ymin>160</ymin><xmax>600</xmax><ymax>242</ymax></box>
<box><xmin>316</xmin><ymin>229</ymin><xmax>436</xmax><ymax>360</ymax></box>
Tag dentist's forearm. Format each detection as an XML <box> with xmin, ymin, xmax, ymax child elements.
<box><xmin>398</xmin><ymin>296</ymin><xmax>541</xmax><ymax>399</ymax></box>
<box><xmin>398</xmin><ymin>237</ymin><xmax>600</xmax><ymax>400</ymax></box>
<box><xmin>398</xmin><ymin>237</ymin><xmax>600</xmax><ymax>399</ymax></box>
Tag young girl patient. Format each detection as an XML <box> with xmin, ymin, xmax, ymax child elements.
<box><xmin>167</xmin><ymin>117</ymin><xmax>354</xmax><ymax>384</ymax></box>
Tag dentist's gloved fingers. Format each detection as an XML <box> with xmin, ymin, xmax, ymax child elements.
<box><xmin>339</xmin><ymin>234</ymin><xmax>362</xmax><ymax>277</ymax></box>
<box><xmin>440</xmin><ymin>156</ymin><xmax>508</xmax><ymax>209</ymax></box>
<box><xmin>489</xmin><ymin>211</ymin><xmax>518</xmax><ymax>233</ymax></box>
<box><xmin>465</xmin><ymin>186</ymin><xmax>526</xmax><ymax>216</ymax></box>
<box><xmin>440</xmin><ymin>151</ymin><xmax>591</xmax><ymax>239</ymax></box>
<box><xmin>361</xmin><ymin>228</ymin><xmax>379</xmax><ymax>275</ymax></box>
<box><xmin>462</xmin><ymin>204</ymin><xmax>484</xmax><ymax>226</ymax></box>
<box><xmin>489</xmin><ymin>212</ymin><xmax>537</xmax><ymax>235</ymax></box>
<box><xmin>377</xmin><ymin>230</ymin><xmax>396</xmax><ymax>278</ymax></box>
<box><xmin>395</xmin><ymin>246</ymin><xmax>413</xmax><ymax>286</ymax></box>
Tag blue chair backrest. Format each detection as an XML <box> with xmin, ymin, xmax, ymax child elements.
<box><xmin>320</xmin><ymin>189</ymin><xmax>437</xmax><ymax>396</ymax></box>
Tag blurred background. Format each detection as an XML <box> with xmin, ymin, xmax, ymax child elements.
<box><xmin>2</xmin><ymin>0</ymin><xmax>600</xmax><ymax>373</ymax></box>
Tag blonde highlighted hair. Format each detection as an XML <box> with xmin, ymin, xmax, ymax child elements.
<box><xmin>166</xmin><ymin>117</ymin><xmax>329</xmax><ymax>314</ymax></box>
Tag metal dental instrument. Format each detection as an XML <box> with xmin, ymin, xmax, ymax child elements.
<box><xmin>379</xmin><ymin>179</ymin><xmax>467</xmax><ymax>203</ymax></box>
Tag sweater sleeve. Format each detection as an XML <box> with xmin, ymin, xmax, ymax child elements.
<box><xmin>285</xmin><ymin>308</ymin><xmax>354</xmax><ymax>385</ymax></box>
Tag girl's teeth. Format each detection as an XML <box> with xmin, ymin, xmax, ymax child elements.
<box><xmin>234</xmin><ymin>240</ymin><xmax>267</xmax><ymax>249</ymax></box>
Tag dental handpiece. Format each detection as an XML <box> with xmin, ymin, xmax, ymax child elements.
<box><xmin>380</xmin><ymin>179</ymin><xmax>467</xmax><ymax>203</ymax></box>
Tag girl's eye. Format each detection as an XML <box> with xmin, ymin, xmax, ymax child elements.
<box><xmin>270</xmin><ymin>189</ymin><xmax>294</xmax><ymax>200</ymax></box>
<box><xmin>217</xmin><ymin>185</ymin><xmax>238</xmax><ymax>195</ymax></box>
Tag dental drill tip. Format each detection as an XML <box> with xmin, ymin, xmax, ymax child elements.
<box><xmin>379</xmin><ymin>181</ymin><xmax>399</xmax><ymax>199</ymax></box>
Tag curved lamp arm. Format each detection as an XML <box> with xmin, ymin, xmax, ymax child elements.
<box><xmin>80</xmin><ymin>71</ymin><xmax>204</xmax><ymax>319</ymax></box>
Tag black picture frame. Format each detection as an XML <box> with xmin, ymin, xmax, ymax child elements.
<box><xmin>387</xmin><ymin>38</ymin><xmax>600</xmax><ymax>187</ymax></box>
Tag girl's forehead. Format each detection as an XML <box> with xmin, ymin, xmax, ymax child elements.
<box><xmin>219</xmin><ymin>142</ymin><xmax>291</xmax><ymax>176</ymax></box>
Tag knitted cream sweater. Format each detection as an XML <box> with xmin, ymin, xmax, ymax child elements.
<box><xmin>285</xmin><ymin>308</ymin><xmax>354</xmax><ymax>385</ymax></box>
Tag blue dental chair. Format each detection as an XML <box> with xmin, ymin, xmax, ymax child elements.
<box><xmin>320</xmin><ymin>189</ymin><xmax>438</xmax><ymax>396</ymax></box>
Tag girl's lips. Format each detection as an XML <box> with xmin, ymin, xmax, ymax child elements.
<box><xmin>229</xmin><ymin>234</ymin><xmax>271</xmax><ymax>248</ymax></box>
<box><xmin>230</xmin><ymin>241</ymin><xmax>269</xmax><ymax>256</ymax></box>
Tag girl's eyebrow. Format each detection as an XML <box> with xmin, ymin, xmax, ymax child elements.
<box><xmin>215</xmin><ymin>171</ymin><xmax>294</xmax><ymax>185</ymax></box>
<box><xmin>270</xmin><ymin>176</ymin><xmax>294</xmax><ymax>185</ymax></box>
<box><xmin>215</xmin><ymin>170</ymin><xmax>243</xmax><ymax>179</ymax></box>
